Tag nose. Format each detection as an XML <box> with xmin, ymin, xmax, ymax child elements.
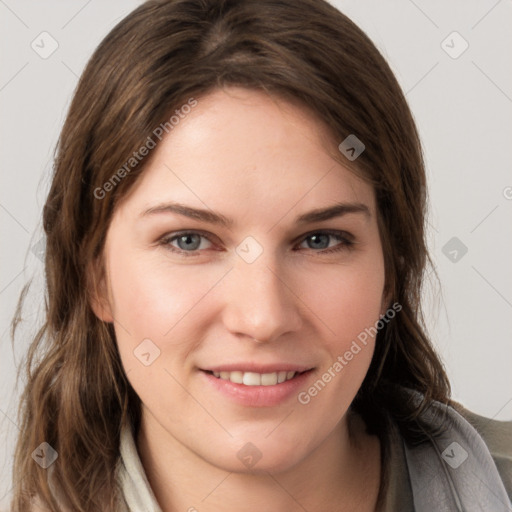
<box><xmin>221</xmin><ymin>252</ymin><xmax>303</xmax><ymax>343</ymax></box>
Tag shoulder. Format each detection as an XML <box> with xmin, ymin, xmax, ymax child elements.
<box><xmin>452</xmin><ymin>400</ymin><xmax>512</xmax><ymax>499</ymax></box>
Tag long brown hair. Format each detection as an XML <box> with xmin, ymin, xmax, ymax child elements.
<box><xmin>11</xmin><ymin>0</ymin><xmax>450</xmax><ymax>509</ymax></box>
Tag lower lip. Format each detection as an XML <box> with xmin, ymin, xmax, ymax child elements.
<box><xmin>200</xmin><ymin>370</ymin><xmax>314</xmax><ymax>407</ymax></box>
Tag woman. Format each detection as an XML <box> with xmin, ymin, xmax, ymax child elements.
<box><xmin>10</xmin><ymin>0</ymin><xmax>512</xmax><ymax>510</ymax></box>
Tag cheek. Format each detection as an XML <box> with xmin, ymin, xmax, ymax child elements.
<box><xmin>294</xmin><ymin>262</ymin><xmax>385</xmax><ymax>424</ymax></box>
<box><xmin>307</xmin><ymin>259</ymin><xmax>386</xmax><ymax>349</ymax></box>
<box><xmin>298</xmin><ymin>257</ymin><xmax>384</xmax><ymax>397</ymax></box>
<box><xmin>105</xmin><ymin>248</ymin><xmax>231</xmax><ymax>383</ymax></box>
<box><xmin>106</xmin><ymin>248</ymin><xmax>220</xmax><ymax>335</ymax></box>
<box><xmin>104</xmin><ymin>250</ymin><xmax>210</xmax><ymax>406</ymax></box>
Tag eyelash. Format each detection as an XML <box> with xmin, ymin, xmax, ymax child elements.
<box><xmin>158</xmin><ymin>229</ymin><xmax>355</xmax><ymax>257</ymax></box>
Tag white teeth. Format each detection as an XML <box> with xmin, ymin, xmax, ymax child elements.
<box><xmin>261</xmin><ymin>372</ymin><xmax>278</xmax><ymax>386</ymax></box>
<box><xmin>230</xmin><ymin>371</ymin><xmax>244</xmax><ymax>384</ymax></box>
<box><xmin>242</xmin><ymin>372</ymin><xmax>261</xmax><ymax>386</ymax></box>
<box><xmin>212</xmin><ymin>370</ymin><xmax>297</xmax><ymax>386</ymax></box>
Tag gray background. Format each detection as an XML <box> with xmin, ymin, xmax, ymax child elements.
<box><xmin>1</xmin><ymin>0</ymin><xmax>511</xmax><ymax>507</ymax></box>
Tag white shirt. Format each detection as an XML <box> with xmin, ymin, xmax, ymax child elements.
<box><xmin>117</xmin><ymin>423</ymin><xmax>163</xmax><ymax>512</ymax></box>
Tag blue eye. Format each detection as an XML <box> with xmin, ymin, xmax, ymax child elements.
<box><xmin>298</xmin><ymin>231</ymin><xmax>354</xmax><ymax>253</ymax></box>
<box><xmin>159</xmin><ymin>229</ymin><xmax>354</xmax><ymax>257</ymax></box>
<box><xmin>161</xmin><ymin>232</ymin><xmax>213</xmax><ymax>254</ymax></box>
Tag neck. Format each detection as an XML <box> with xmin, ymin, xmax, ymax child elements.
<box><xmin>137</xmin><ymin>409</ymin><xmax>381</xmax><ymax>512</ymax></box>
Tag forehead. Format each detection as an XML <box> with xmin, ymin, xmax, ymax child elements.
<box><xmin>116</xmin><ymin>87</ymin><xmax>376</xmax><ymax>223</ymax></box>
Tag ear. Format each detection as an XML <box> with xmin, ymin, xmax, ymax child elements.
<box><xmin>87</xmin><ymin>256</ymin><xmax>114</xmax><ymax>323</ymax></box>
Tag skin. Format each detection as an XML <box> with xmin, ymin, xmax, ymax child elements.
<box><xmin>92</xmin><ymin>87</ymin><xmax>386</xmax><ymax>511</ymax></box>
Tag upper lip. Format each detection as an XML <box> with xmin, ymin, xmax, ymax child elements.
<box><xmin>201</xmin><ymin>363</ymin><xmax>314</xmax><ymax>374</ymax></box>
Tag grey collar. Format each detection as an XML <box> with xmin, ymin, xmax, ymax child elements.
<box><xmin>402</xmin><ymin>390</ymin><xmax>511</xmax><ymax>511</ymax></box>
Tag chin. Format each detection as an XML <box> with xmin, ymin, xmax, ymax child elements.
<box><xmin>201</xmin><ymin>433</ymin><xmax>313</xmax><ymax>475</ymax></box>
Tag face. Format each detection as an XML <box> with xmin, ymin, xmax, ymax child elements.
<box><xmin>94</xmin><ymin>87</ymin><xmax>386</xmax><ymax>473</ymax></box>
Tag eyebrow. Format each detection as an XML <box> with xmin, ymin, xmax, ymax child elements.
<box><xmin>141</xmin><ymin>201</ymin><xmax>370</xmax><ymax>227</ymax></box>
